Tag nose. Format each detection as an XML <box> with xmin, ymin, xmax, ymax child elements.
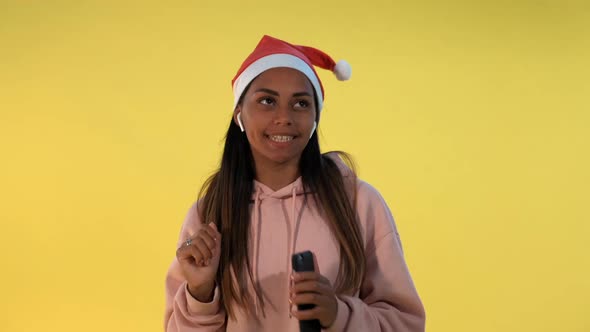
<box><xmin>273</xmin><ymin>105</ymin><xmax>293</xmax><ymax>126</ymax></box>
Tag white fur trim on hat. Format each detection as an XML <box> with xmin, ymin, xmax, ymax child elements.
<box><xmin>232</xmin><ymin>54</ymin><xmax>324</xmax><ymax>111</ymax></box>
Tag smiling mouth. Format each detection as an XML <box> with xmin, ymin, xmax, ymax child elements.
<box><xmin>267</xmin><ymin>135</ymin><xmax>295</xmax><ymax>142</ymax></box>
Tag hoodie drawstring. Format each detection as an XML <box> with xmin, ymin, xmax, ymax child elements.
<box><xmin>252</xmin><ymin>189</ymin><xmax>262</xmax><ymax>317</ymax></box>
<box><xmin>288</xmin><ymin>186</ymin><xmax>303</xmax><ymax>318</ymax></box>
<box><xmin>288</xmin><ymin>186</ymin><xmax>299</xmax><ymax>278</ymax></box>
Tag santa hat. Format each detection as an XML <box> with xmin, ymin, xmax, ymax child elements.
<box><xmin>231</xmin><ymin>35</ymin><xmax>351</xmax><ymax>112</ymax></box>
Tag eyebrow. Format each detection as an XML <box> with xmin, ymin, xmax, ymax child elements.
<box><xmin>254</xmin><ymin>88</ymin><xmax>312</xmax><ymax>98</ymax></box>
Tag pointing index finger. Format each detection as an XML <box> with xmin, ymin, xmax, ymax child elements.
<box><xmin>205</xmin><ymin>222</ymin><xmax>221</xmax><ymax>240</ymax></box>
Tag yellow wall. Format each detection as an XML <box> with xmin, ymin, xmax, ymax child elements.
<box><xmin>1</xmin><ymin>1</ymin><xmax>588</xmax><ymax>331</ymax></box>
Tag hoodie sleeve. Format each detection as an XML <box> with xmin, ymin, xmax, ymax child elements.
<box><xmin>164</xmin><ymin>201</ymin><xmax>227</xmax><ymax>332</ymax></box>
<box><xmin>324</xmin><ymin>181</ymin><xmax>426</xmax><ymax>332</ymax></box>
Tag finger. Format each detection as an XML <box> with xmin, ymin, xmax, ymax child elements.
<box><xmin>294</xmin><ymin>272</ymin><xmax>333</xmax><ymax>288</ymax></box>
<box><xmin>195</xmin><ymin>237</ymin><xmax>215</xmax><ymax>261</ymax></box>
<box><xmin>291</xmin><ymin>292</ymin><xmax>327</xmax><ymax>307</ymax></box>
<box><xmin>312</xmin><ymin>252</ymin><xmax>320</xmax><ymax>274</ymax></box>
<box><xmin>316</xmin><ymin>274</ymin><xmax>331</xmax><ymax>285</ymax></box>
<box><xmin>197</xmin><ymin>229</ymin><xmax>217</xmax><ymax>252</ymax></box>
<box><xmin>292</xmin><ymin>271</ymin><xmax>320</xmax><ymax>282</ymax></box>
<box><xmin>176</xmin><ymin>242</ymin><xmax>203</xmax><ymax>265</ymax></box>
<box><xmin>205</xmin><ymin>222</ymin><xmax>221</xmax><ymax>241</ymax></box>
<box><xmin>291</xmin><ymin>306</ymin><xmax>322</xmax><ymax>321</ymax></box>
<box><xmin>289</xmin><ymin>292</ymin><xmax>332</xmax><ymax>307</ymax></box>
<box><xmin>189</xmin><ymin>244</ymin><xmax>207</xmax><ymax>265</ymax></box>
<box><xmin>176</xmin><ymin>240</ymin><xmax>196</xmax><ymax>259</ymax></box>
<box><xmin>291</xmin><ymin>280</ymin><xmax>330</xmax><ymax>295</ymax></box>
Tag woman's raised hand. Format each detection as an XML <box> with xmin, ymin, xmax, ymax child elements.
<box><xmin>176</xmin><ymin>222</ymin><xmax>222</xmax><ymax>302</ymax></box>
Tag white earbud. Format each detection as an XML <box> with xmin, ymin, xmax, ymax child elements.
<box><xmin>309</xmin><ymin>121</ymin><xmax>317</xmax><ymax>139</ymax></box>
<box><xmin>237</xmin><ymin>112</ymin><xmax>245</xmax><ymax>132</ymax></box>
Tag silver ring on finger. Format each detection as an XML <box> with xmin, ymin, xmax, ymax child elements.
<box><xmin>185</xmin><ymin>238</ymin><xmax>192</xmax><ymax>247</ymax></box>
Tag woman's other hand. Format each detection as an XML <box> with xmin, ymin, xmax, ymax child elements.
<box><xmin>289</xmin><ymin>259</ymin><xmax>338</xmax><ymax>328</ymax></box>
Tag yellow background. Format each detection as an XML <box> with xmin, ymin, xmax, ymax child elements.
<box><xmin>1</xmin><ymin>1</ymin><xmax>588</xmax><ymax>331</ymax></box>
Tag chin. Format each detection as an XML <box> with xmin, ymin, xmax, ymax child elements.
<box><xmin>264</xmin><ymin>150</ymin><xmax>303</xmax><ymax>165</ymax></box>
<box><xmin>251</xmin><ymin>145</ymin><xmax>305</xmax><ymax>166</ymax></box>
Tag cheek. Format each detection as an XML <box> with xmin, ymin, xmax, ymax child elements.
<box><xmin>241</xmin><ymin>109</ymin><xmax>261</xmax><ymax>130</ymax></box>
<box><xmin>243</xmin><ymin>118</ymin><xmax>271</xmax><ymax>143</ymax></box>
<box><xmin>298</xmin><ymin>113</ymin><xmax>317</xmax><ymax>128</ymax></box>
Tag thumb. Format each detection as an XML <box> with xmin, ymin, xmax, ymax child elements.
<box><xmin>312</xmin><ymin>252</ymin><xmax>320</xmax><ymax>274</ymax></box>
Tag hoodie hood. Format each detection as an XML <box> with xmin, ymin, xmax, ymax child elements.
<box><xmin>252</xmin><ymin>176</ymin><xmax>306</xmax><ymax>200</ymax></box>
<box><xmin>250</xmin><ymin>152</ymin><xmax>354</xmax><ymax>199</ymax></box>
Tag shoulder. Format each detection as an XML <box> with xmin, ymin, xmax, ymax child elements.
<box><xmin>323</xmin><ymin>151</ymin><xmax>356</xmax><ymax>178</ymax></box>
<box><xmin>355</xmin><ymin>179</ymin><xmax>386</xmax><ymax>204</ymax></box>
<box><xmin>354</xmin><ymin>178</ymin><xmax>401</xmax><ymax>253</ymax></box>
<box><xmin>355</xmin><ymin>179</ymin><xmax>394</xmax><ymax>225</ymax></box>
<box><xmin>321</xmin><ymin>152</ymin><xmax>399</xmax><ymax>245</ymax></box>
<box><xmin>323</xmin><ymin>151</ymin><xmax>394</xmax><ymax>224</ymax></box>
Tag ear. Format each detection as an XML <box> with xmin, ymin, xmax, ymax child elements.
<box><xmin>233</xmin><ymin>106</ymin><xmax>240</xmax><ymax>125</ymax></box>
<box><xmin>233</xmin><ymin>107</ymin><xmax>245</xmax><ymax>132</ymax></box>
<box><xmin>309</xmin><ymin>121</ymin><xmax>317</xmax><ymax>139</ymax></box>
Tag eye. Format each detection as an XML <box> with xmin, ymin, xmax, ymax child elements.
<box><xmin>294</xmin><ymin>100</ymin><xmax>310</xmax><ymax>109</ymax></box>
<box><xmin>258</xmin><ymin>97</ymin><xmax>275</xmax><ymax>106</ymax></box>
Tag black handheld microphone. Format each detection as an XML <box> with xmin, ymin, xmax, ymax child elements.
<box><xmin>291</xmin><ymin>251</ymin><xmax>322</xmax><ymax>332</ymax></box>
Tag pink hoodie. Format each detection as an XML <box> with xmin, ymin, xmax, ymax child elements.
<box><xmin>164</xmin><ymin>157</ymin><xmax>425</xmax><ymax>331</ymax></box>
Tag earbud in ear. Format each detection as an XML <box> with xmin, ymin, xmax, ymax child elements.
<box><xmin>309</xmin><ymin>121</ymin><xmax>317</xmax><ymax>139</ymax></box>
<box><xmin>237</xmin><ymin>112</ymin><xmax>245</xmax><ymax>132</ymax></box>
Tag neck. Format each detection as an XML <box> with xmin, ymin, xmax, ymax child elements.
<box><xmin>254</xmin><ymin>160</ymin><xmax>300</xmax><ymax>191</ymax></box>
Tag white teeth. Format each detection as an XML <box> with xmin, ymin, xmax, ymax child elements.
<box><xmin>269</xmin><ymin>135</ymin><xmax>294</xmax><ymax>142</ymax></box>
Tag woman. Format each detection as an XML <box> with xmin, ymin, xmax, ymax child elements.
<box><xmin>164</xmin><ymin>35</ymin><xmax>425</xmax><ymax>331</ymax></box>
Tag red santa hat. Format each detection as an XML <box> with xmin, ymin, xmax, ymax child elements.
<box><xmin>231</xmin><ymin>35</ymin><xmax>351</xmax><ymax>112</ymax></box>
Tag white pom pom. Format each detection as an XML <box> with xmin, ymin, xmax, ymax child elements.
<box><xmin>334</xmin><ymin>59</ymin><xmax>352</xmax><ymax>81</ymax></box>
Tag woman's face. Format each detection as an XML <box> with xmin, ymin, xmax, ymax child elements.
<box><xmin>235</xmin><ymin>67</ymin><xmax>317</xmax><ymax>169</ymax></box>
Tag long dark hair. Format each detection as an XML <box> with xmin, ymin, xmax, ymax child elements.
<box><xmin>197</xmin><ymin>96</ymin><xmax>365</xmax><ymax>320</ymax></box>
